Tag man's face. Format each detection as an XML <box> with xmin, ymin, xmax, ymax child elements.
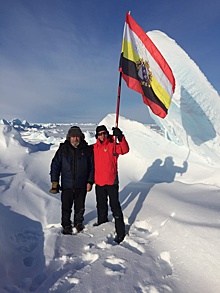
<box><xmin>70</xmin><ymin>136</ymin><xmax>80</xmax><ymax>147</ymax></box>
<box><xmin>97</xmin><ymin>131</ymin><xmax>107</xmax><ymax>142</ymax></box>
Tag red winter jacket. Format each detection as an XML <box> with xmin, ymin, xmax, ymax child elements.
<box><xmin>93</xmin><ymin>135</ymin><xmax>129</xmax><ymax>186</ymax></box>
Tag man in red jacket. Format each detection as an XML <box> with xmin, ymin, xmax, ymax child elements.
<box><xmin>93</xmin><ymin>125</ymin><xmax>129</xmax><ymax>244</ymax></box>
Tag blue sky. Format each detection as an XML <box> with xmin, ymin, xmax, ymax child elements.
<box><xmin>0</xmin><ymin>0</ymin><xmax>219</xmax><ymax>124</ymax></box>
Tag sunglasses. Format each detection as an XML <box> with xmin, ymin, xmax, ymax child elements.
<box><xmin>98</xmin><ymin>131</ymin><xmax>107</xmax><ymax>136</ymax></box>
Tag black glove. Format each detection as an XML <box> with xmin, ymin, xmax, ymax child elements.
<box><xmin>49</xmin><ymin>182</ymin><xmax>60</xmax><ymax>194</ymax></box>
<box><xmin>112</xmin><ymin>127</ymin><xmax>123</xmax><ymax>142</ymax></box>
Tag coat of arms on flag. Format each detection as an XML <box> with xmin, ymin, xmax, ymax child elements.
<box><xmin>136</xmin><ymin>59</ymin><xmax>152</xmax><ymax>87</ymax></box>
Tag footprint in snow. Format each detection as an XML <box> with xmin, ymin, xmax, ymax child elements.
<box><xmin>31</xmin><ymin>251</ymin><xmax>99</xmax><ymax>292</ymax></box>
<box><xmin>135</xmin><ymin>283</ymin><xmax>173</xmax><ymax>293</ymax></box>
<box><xmin>158</xmin><ymin>251</ymin><xmax>173</xmax><ymax>278</ymax></box>
<box><xmin>104</xmin><ymin>255</ymin><xmax>126</xmax><ymax>276</ymax></box>
<box><xmin>82</xmin><ymin>252</ymin><xmax>99</xmax><ymax>264</ymax></box>
<box><xmin>10</xmin><ymin>228</ymin><xmax>42</xmax><ymax>253</ymax></box>
<box><xmin>23</xmin><ymin>256</ymin><xmax>35</xmax><ymax>267</ymax></box>
<box><xmin>10</xmin><ymin>228</ymin><xmax>43</xmax><ymax>268</ymax></box>
<box><xmin>134</xmin><ymin>220</ymin><xmax>152</xmax><ymax>233</ymax></box>
<box><xmin>121</xmin><ymin>237</ymin><xmax>145</xmax><ymax>255</ymax></box>
<box><xmin>133</xmin><ymin>220</ymin><xmax>159</xmax><ymax>241</ymax></box>
<box><xmin>96</xmin><ymin>240</ymin><xmax>112</xmax><ymax>250</ymax></box>
<box><xmin>55</xmin><ymin>251</ymin><xmax>99</xmax><ymax>268</ymax></box>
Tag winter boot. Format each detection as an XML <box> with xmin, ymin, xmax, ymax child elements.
<box><xmin>62</xmin><ymin>225</ymin><xmax>73</xmax><ymax>235</ymax></box>
<box><xmin>114</xmin><ymin>234</ymin><xmax>125</xmax><ymax>244</ymax></box>
<box><xmin>75</xmin><ymin>223</ymin><xmax>85</xmax><ymax>233</ymax></box>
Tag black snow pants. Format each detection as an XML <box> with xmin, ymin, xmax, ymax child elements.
<box><xmin>61</xmin><ymin>188</ymin><xmax>87</xmax><ymax>228</ymax></box>
<box><xmin>95</xmin><ymin>184</ymin><xmax>125</xmax><ymax>237</ymax></box>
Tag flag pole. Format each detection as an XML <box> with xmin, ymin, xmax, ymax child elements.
<box><xmin>113</xmin><ymin>70</ymin><xmax>122</xmax><ymax>156</ymax></box>
<box><xmin>115</xmin><ymin>11</ymin><xmax>129</xmax><ymax>127</ymax></box>
<box><xmin>113</xmin><ymin>12</ymin><xmax>127</xmax><ymax>155</ymax></box>
<box><xmin>115</xmin><ymin>71</ymin><xmax>122</xmax><ymax>127</ymax></box>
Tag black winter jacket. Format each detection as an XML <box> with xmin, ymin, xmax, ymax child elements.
<box><xmin>50</xmin><ymin>140</ymin><xmax>94</xmax><ymax>190</ymax></box>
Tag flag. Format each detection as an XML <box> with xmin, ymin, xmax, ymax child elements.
<box><xmin>119</xmin><ymin>13</ymin><xmax>175</xmax><ymax>118</ymax></box>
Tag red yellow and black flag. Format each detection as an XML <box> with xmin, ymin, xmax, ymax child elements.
<box><xmin>119</xmin><ymin>13</ymin><xmax>175</xmax><ymax>118</ymax></box>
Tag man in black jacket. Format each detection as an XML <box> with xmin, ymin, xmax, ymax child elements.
<box><xmin>49</xmin><ymin>126</ymin><xmax>94</xmax><ymax>234</ymax></box>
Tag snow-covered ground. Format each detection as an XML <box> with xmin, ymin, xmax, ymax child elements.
<box><xmin>0</xmin><ymin>114</ymin><xmax>220</xmax><ymax>293</ymax></box>
<box><xmin>0</xmin><ymin>30</ymin><xmax>220</xmax><ymax>293</ymax></box>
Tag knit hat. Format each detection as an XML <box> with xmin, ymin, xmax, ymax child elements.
<box><xmin>95</xmin><ymin>125</ymin><xmax>109</xmax><ymax>139</ymax></box>
<box><xmin>66</xmin><ymin>126</ymin><xmax>85</xmax><ymax>140</ymax></box>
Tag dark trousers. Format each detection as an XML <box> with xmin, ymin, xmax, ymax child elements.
<box><xmin>95</xmin><ymin>184</ymin><xmax>125</xmax><ymax>237</ymax></box>
<box><xmin>61</xmin><ymin>188</ymin><xmax>87</xmax><ymax>228</ymax></box>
